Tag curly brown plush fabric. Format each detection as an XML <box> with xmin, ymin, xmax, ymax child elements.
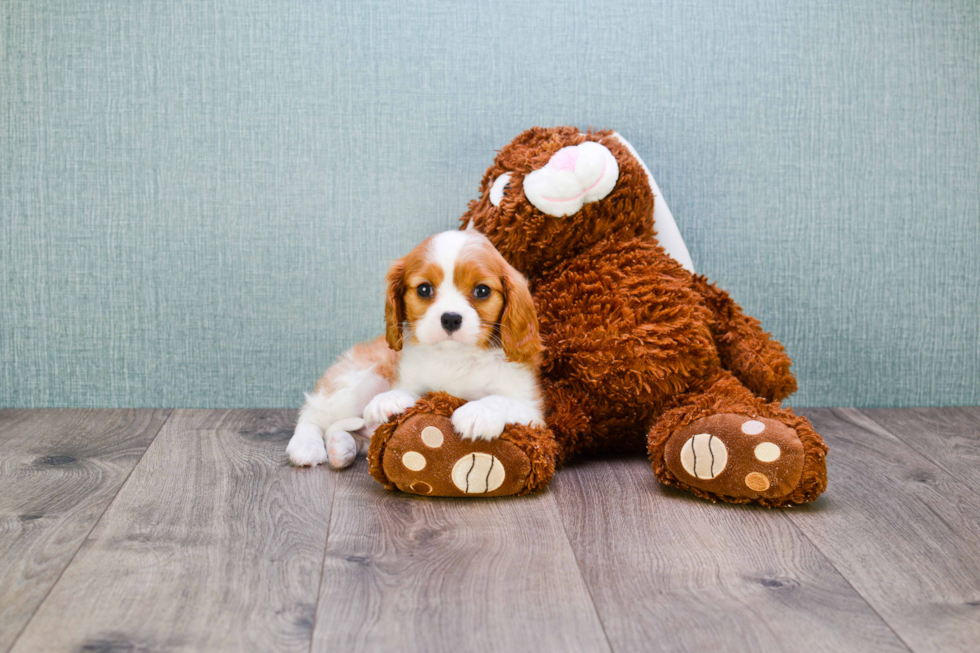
<box><xmin>690</xmin><ymin>275</ymin><xmax>798</xmax><ymax>403</ymax></box>
<box><xmin>446</xmin><ymin>126</ymin><xmax>829</xmax><ymax>507</ymax></box>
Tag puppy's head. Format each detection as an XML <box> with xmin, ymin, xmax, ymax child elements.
<box><xmin>385</xmin><ymin>230</ymin><xmax>541</xmax><ymax>365</ymax></box>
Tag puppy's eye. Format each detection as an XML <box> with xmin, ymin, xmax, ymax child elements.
<box><xmin>473</xmin><ymin>284</ymin><xmax>491</xmax><ymax>299</ymax></box>
<box><xmin>416</xmin><ymin>283</ymin><xmax>433</xmax><ymax>298</ymax></box>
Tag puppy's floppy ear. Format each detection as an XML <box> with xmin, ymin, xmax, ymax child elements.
<box><xmin>384</xmin><ymin>259</ymin><xmax>406</xmax><ymax>351</ymax></box>
<box><xmin>500</xmin><ymin>262</ymin><xmax>542</xmax><ymax>366</ymax></box>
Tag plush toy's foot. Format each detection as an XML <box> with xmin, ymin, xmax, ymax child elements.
<box><xmin>649</xmin><ymin>371</ymin><xmax>828</xmax><ymax>507</ymax></box>
<box><xmin>368</xmin><ymin>392</ymin><xmax>557</xmax><ymax>497</ymax></box>
<box><xmin>663</xmin><ymin>414</ymin><xmax>812</xmax><ymax>502</ymax></box>
<box><xmin>654</xmin><ymin>412</ymin><xmax>827</xmax><ymax>507</ymax></box>
<box><xmin>376</xmin><ymin>414</ymin><xmax>533</xmax><ymax>497</ymax></box>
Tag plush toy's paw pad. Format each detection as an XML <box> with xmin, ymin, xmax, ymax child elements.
<box><xmin>451</xmin><ymin>453</ymin><xmax>506</xmax><ymax>493</ymax></box>
<box><xmin>380</xmin><ymin>414</ymin><xmax>532</xmax><ymax>497</ymax></box>
<box><xmin>665</xmin><ymin>415</ymin><xmax>805</xmax><ymax>500</ymax></box>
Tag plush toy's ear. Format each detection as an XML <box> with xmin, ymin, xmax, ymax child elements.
<box><xmin>499</xmin><ymin>263</ymin><xmax>542</xmax><ymax>366</ymax></box>
<box><xmin>609</xmin><ymin>132</ymin><xmax>694</xmax><ymax>272</ymax></box>
<box><xmin>384</xmin><ymin>259</ymin><xmax>406</xmax><ymax>351</ymax></box>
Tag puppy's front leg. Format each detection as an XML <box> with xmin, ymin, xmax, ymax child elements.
<box><xmin>362</xmin><ymin>389</ymin><xmax>420</xmax><ymax>429</ymax></box>
<box><xmin>452</xmin><ymin>395</ymin><xmax>544</xmax><ymax>441</ymax></box>
<box><xmin>286</xmin><ymin>423</ymin><xmax>329</xmax><ymax>467</ymax></box>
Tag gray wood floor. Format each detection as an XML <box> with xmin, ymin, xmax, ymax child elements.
<box><xmin>1</xmin><ymin>408</ymin><xmax>978</xmax><ymax>653</ymax></box>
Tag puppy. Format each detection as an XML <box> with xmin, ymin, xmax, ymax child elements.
<box><xmin>286</xmin><ymin>230</ymin><xmax>544</xmax><ymax>469</ymax></box>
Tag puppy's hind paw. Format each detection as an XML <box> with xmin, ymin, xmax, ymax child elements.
<box><xmin>326</xmin><ymin>430</ymin><xmax>358</xmax><ymax>469</ymax></box>
<box><xmin>286</xmin><ymin>423</ymin><xmax>328</xmax><ymax>467</ymax></box>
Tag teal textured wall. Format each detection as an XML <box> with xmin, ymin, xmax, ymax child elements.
<box><xmin>2</xmin><ymin>1</ymin><xmax>978</xmax><ymax>408</ymax></box>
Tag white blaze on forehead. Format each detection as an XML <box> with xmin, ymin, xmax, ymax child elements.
<box><xmin>414</xmin><ymin>230</ymin><xmax>483</xmax><ymax>346</ymax></box>
<box><xmin>610</xmin><ymin>132</ymin><xmax>694</xmax><ymax>272</ymax></box>
<box><xmin>430</xmin><ymin>230</ymin><xmax>474</xmax><ymax>282</ymax></box>
<box><xmin>522</xmin><ymin>141</ymin><xmax>619</xmax><ymax>218</ymax></box>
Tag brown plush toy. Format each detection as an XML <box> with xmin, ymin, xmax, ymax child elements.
<box><xmin>369</xmin><ymin>126</ymin><xmax>828</xmax><ymax>507</ymax></box>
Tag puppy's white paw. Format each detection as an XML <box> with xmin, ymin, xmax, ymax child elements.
<box><xmin>363</xmin><ymin>389</ymin><xmax>419</xmax><ymax>427</ymax></box>
<box><xmin>286</xmin><ymin>423</ymin><xmax>328</xmax><ymax>467</ymax></box>
<box><xmin>326</xmin><ymin>430</ymin><xmax>357</xmax><ymax>469</ymax></box>
<box><xmin>452</xmin><ymin>400</ymin><xmax>506</xmax><ymax>441</ymax></box>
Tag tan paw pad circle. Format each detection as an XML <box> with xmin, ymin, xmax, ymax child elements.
<box><xmin>451</xmin><ymin>453</ymin><xmax>505</xmax><ymax>493</ymax></box>
<box><xmin>754</xmin><ymin>442</ymin><xmax>781</xmax><ymax>462</ymax></box>
<box><xmin>410</xmin><ymin>481</ymin><xmax>432</xmax><ymax>494</ymax></box>
<box><xmin>741</xmin><ymin>420</ymin><xmax>766</xmax><ymax>435</ymax></box>
<box><xmin>745</xmin><ymin>472</ymin><xmax>771</xmax><ymax>492</ymax></box>
<box><xmin>679</xmin><ymin>433</ymin><xmax>728</xmax><ymax>479</ymax></box>
<box><xmin>401</xmin><ymin>451</ymin><xmax>426</xmax><ymax>471</ymax></box>
<box><xmin>420</xmin><ymin>426</ymin><xmax>444</xmax><ymax>448</ymax></box>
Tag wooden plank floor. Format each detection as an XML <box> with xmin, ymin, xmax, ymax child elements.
<box><xmin>0</xmin><ymin>409</ymin><xmax>171</xmax><ymax>653</ymax></box>
<box><xmin>1</xmin><ymin>408</ymin><xmax>979</xmax><ymax>653</ymax></box>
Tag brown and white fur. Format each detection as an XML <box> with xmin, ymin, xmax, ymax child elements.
<box><xmin>286</xmin><ymin>230</ymin><xmax>544</xmax><ymax>468</ymax></box>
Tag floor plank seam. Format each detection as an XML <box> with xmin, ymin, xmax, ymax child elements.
<box><xmin>551</xmin><ymin>489</ymin><xmax>616</xmax><ymax>653</ymax></box>
<box><xmin>4</xmin><ymin>409</ymin><xmax>175</xmax><ymax>653</ymax></box>
<box><xmin>858</xmin><ymin>409</ymin><xmax>980</xmax><ymax>502</ymax></box>
<box><xmin>307</xmin><ymin>468</ymin><xmax>339</xmax><ymax>653</ymax></box>
<box><xmin>781</xmin><ymin>413</ymin><xmax>921</xmax><ymax>653</ymax></box>
<box><xmin>780</xmin><ymin>512</ymin><xmax>915</xmax><ymax>653</ymax></box>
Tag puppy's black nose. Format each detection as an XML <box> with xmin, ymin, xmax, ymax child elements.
<box><xmin>441</xmin><ymin>312</ymin><xmax>463</xmax><ymax>334</ymax></box>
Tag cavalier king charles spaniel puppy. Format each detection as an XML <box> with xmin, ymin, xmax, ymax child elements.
<box><xmin>287</xmin><ymin>230</ymin><xmax>544</xmax><ymax>468</ymax></box>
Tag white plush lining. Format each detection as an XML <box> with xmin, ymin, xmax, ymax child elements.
<box><xmin>489</xmin><ymin>173</ymin><xmax>511</xmax><ymax>207</ymax></box>
<box><xmin>610</xmin><ymin>132</ymin><xmax>695</xmax><ymax>272</ymax></box>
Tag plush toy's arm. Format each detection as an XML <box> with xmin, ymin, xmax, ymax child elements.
<box><xmin>690</xmin><ymin>275</ymin><xmax>797</xmax><ymax>403</ymax></box>
<box><xmin>537</xmin><ymin>254</ymin><xmax>717</xmax><ymax>407</ymax></box>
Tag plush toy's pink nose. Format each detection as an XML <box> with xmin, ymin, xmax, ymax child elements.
<box><xmin>522</xmin><ymin>141</ymin><xmax>619</xmax><ymax>217</ymax></box>
<box><xmin>549</xmin><ymin>147</ymin><xmax>579</xmax><ymax>172</ymax></box>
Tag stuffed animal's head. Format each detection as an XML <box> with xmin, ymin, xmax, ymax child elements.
<box><xmin>460</xmin><ymin>126</ymin><xmax>694</xmax><ymax>276</ymax></box>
